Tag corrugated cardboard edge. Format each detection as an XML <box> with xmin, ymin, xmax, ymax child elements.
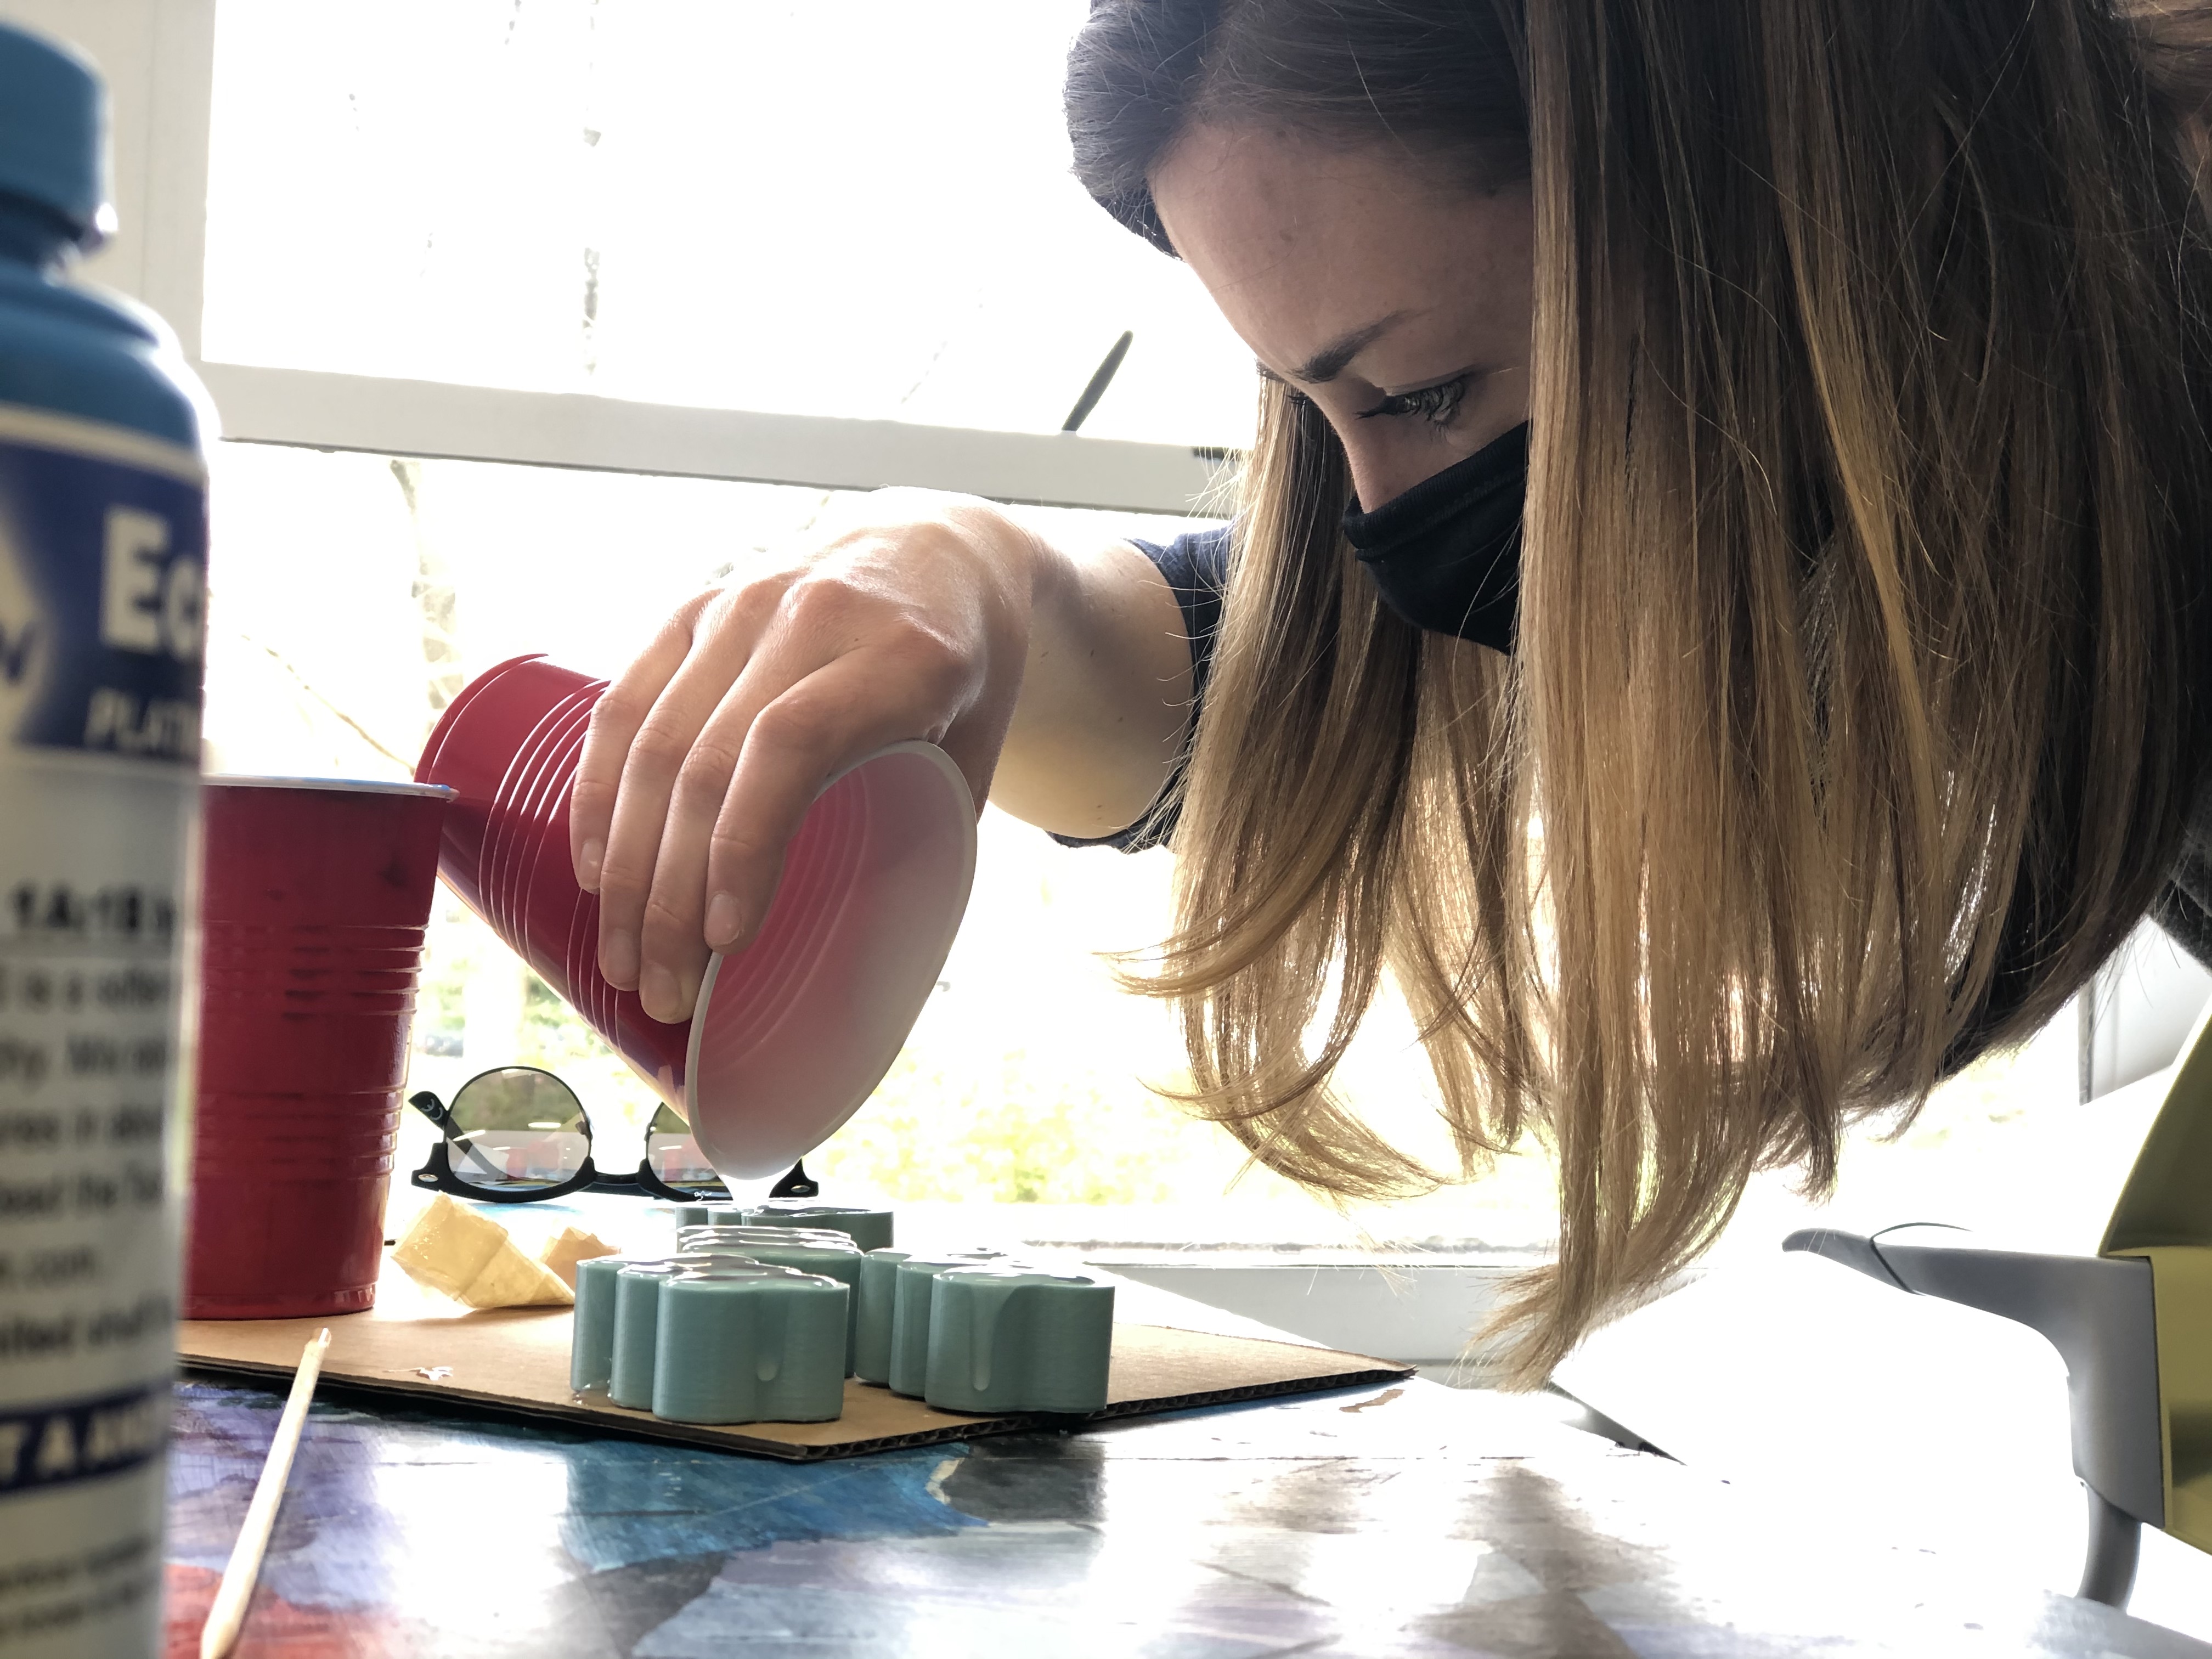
<box><xmin>178</xmin><ymin>1310</ymin><xmax>1413</xmax><ymax>1462</ymax></box>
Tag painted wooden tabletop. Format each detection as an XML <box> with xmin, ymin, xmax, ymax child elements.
<box><xmin>161</xmin><ymin>1368</ymin><xmax>2212</xmax><ymax>1659</ymax></box>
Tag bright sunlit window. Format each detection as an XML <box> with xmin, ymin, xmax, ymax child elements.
<box><xmin>196</xmin><ymin>441</ymin><xmax>1570</xmax><ymax>1257</ymax></box>
<box><xmin>202</xmin><ymin>0</ymin><xmax>1259</xmax><ymax>450</ymax></box>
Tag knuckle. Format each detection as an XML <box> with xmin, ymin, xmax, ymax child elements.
<box><xmin>709</xmin><ymin>577</ymin><xmax>782</xmax><ymax>631</ymax></box>
<box><xmin>876</xmin><ymin>609</ymin><xmax>951</xmax><ymax>656</ymax></box>
<box><xmin>777</xmin><ymin>573</ymin><xmax>853</xmax><ymax>630</ymax></box>
<box><xmin>592</xmin><ymin>859</ymin><xmax>650</xmax><ymax>905</ymax></box>
<box><xmin>708</xmin><ymin>823</ymin><xmax>777</xmax><ymax>869</ymax></box>
<box><xmin>672</xmin><ymin>740</ymin><xmax>743</xmax><ymax>804</ymax></box>
<box><xmin>595</xmin><ymin>831</ymin><xmax>653</xmax><ymax>879</ymax></box>
<box><xmin>587</xmin><ymin>685</ymin><xmax>650</xmax><ymax>740</ymax></box>
<box><xmin>890</xmin><ymin>624</ymin><xmax>969</xmax><ymax>686</ymax></box>
<box><xmin>664</xmin><ymin>585</ymin><xmax>721</xmax><ymax>635</ymax></box>
<box><xmin>747</xmin><ymin>698</ymin><xmax>830</xmax><ymax>757</ymax></box>
<box><xmin>641</xmin><ymin>891</ymin><xmax>699</xmax><ymax>939</ymax></box>
<box><xmin>876</xmin><ymin>634</ymin><xmax>971</xmax><ymax>709</ymax></box>
<box><xmin>625</xmin><ymin>711</ymin><xmax>694</xmax><ymax>774</ymax></box>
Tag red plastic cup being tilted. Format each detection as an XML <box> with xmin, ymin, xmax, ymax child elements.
<box><xmin>414</xmin><ymin>655</ymin><xmax>977</xmax><ymax>1182</ymax></box>
<box><xmin>186</xmin><ymin>776</ymin><xmax>453</xmax><ymax>1318</ymax></box>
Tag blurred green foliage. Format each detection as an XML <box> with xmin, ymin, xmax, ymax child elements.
<box><xmin>409</xmin><ymin>888</ymin><xmax>2080</xmax><ymax>1234</ymax></box>
<box><xmin>810</xmin><ymin>1044</ymin><xmax>1239</xmax><ymax>1204</ymax></box>
<box><xmin>411</xmin><ymin>903</ymin><xmax>1250</xmax><ymax>1204</ymax></box>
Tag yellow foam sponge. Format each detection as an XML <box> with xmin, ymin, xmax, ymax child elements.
<box><xmin>392</xmin><ymin>1194</ymin><xmax>573</xmax><ymax>1309</ymax></box>
<box><xmin>539</xmin><ymin>1224</ymin><xmax>620</xmax><ymax>1290</ymax></box>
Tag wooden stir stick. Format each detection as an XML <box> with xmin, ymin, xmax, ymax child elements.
<box><xmin>199</xmin><ymin>1328</ymin><xmax>332</xmax><ymax>1659</ymax></box>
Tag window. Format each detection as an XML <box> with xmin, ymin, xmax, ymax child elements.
<box><xmin>202</xmin><ymin>1</ymin><xmax>1259</xmax><ymax>451</ymax></box>
<box><xmin>196</xmin><ymin>437</ymin><xmax>1568</xmax><ymax>1267</ymax></box>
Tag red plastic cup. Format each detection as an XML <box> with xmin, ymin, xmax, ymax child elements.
<box><xmin>185</xmin><ymin>777</ymin><xmax>453</xmax><ymax>1319</ymax></box>
<box><xmin>416</xmin><ymin>656</ymin><xmax>976</xmax><ymax>1180</ymax></box>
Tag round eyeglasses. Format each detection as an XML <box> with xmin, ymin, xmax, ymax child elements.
<box><xmin>406</xmin><ymin>1065</ymin><xmax>730</xmax><ymax>1205</ymax></box>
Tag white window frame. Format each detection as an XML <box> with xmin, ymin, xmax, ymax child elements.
<box><xmin>3</xmin><ymin>0</ymin><xmax>1226</xmax><ymax>516</ymax></box>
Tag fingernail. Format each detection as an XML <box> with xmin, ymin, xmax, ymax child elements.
<box><xmin>578</xmin><ymin>839</ymin><xmax>604</xmax><ymax>890</ymax></box>
<box><xmin>602</xmin><ymin>929</ymin><xmax>639</xmax><ymax>986</ymax></box>
<box><xmin>640</xmin><ymin>963</ymin><xmax>683</xmax><ymax>1023</ymax></box>
<box><xmin>704</xmin><ymin>891</ymin><xmax>742</xmax><ymax>950</ymax></box>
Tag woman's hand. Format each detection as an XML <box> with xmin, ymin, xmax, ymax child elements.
<box><xmin>569</xmin><ymin>490</ymin><xmax>1039</xmax><ymax>1025</ymax></box>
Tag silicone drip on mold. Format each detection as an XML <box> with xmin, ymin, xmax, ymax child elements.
<box><xmin>741</xmin><ymin>1203</ymin><xmax>895</xmax><ymax>1254</ymax></box>
<box><xmin>676</xmin><ymin>1225</ymin><xmax>865</xmax><ymax>1372</ymax></box>
<box><xmin>650</xmin><ymin>1263</ymin><xmax>848</xmax><ymax>1425</ymax></box>
<box><xmin>923</xmin><ymin>1267</ymin><xmax>1116</xmax><ymax>1415</ymax></box>
<box><xmin>887</xmin><ymin>1251</ymin><xmax>1008</xmax><ymax>1397</ymax></box>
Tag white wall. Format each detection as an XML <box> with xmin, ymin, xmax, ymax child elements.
<box><xmin>0</xmin><ymin>0</ymin><xmax>213</xmax><ymax>343</ymax></box>
<box><xmin>2084</xmin><ymin>917</ymin><xmax>2212</xmax><ymax>1099</ymax></box>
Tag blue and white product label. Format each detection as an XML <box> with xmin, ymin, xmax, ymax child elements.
<box><xmin>0</xmin><ymin>404</ymin><xmax>202</xmax><ymax>1657</ymax></box>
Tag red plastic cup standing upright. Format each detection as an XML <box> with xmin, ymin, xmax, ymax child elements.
<box><xmin>185</xmin><ymin>777</ymin><xmax>452</xmax><ymax>1318</ymax></box>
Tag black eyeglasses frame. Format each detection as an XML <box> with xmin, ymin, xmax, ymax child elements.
<box><xmin>405</xmin><ymin>1069</ymin><xmax>731</xmax><ymax>1206</ymax></box>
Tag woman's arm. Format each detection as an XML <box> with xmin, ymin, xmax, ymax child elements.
<box><xmin>991</xmin><ymin>531</ymin><xmax>1193</xmax><ymax>837</ymax></box>
<box><xmin>567</xmin><ymin>488</ymin><xmax>1192</xmax><ymax>1024</ymax></box>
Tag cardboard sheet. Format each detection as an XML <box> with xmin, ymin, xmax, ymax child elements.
<box><xmin>177</xmin><ymin>1302</ymin><xmax>1412</xmax><ymax>1461</ymax></box>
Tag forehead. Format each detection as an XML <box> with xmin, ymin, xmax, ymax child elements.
<box><xmin>1148</xmin><ymin>121</ymin><xmax>1523</xmax><ymax>377</ymax></box>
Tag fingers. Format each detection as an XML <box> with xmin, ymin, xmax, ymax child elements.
<box><xmin>623</xmin><ymin>641</ymin><xmax>799</xmax><ymax>1022</ymax></box>
<box><xmin>706</xmin><ymin>653</ymin><xmax>958</xmax><ymax>938</ymax></box>
<box><xmin>571</xmin><ymin>597</ymin><xmax>706</xmax><ymax>893</ymax></box>
<box><xmin>575</xmin><ymin>507</ymin><xmax>1029</xmax><ymax>1026</ymax></box>
<box><xmin>637</xmin><ymin>640</ymin><xmax>969</xmax><ymax>1024</ymax></box>
<box><xmin>585</xmin><ymin>586</ymin><xmax>776</xmax><ymax>992</ymax></box>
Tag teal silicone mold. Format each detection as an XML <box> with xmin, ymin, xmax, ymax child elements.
<box><xmin>924</xmin><ymin>1268</ymin><xmax>1115</xmax><ymax>1414</ymax></box>
<box><xmin>651</xmin><ymin>1265</ymin><xmax>849</xmax><ymax>1425</ymax></box>
<box><xmin>741</xmin><ymin>1203</ymin><xmax>896</xmax><ymax>1253</ymax></box>
<box><xmin>600</xmin><ymin>1250</ymin><xmax>760</xmax><ymax>1408</ymax></box>
<box><xmin>610</xmin><ymin>1262</ymin><xmax>685</xmax><ymax>1410</ymax></box>
<box><xmin>669</xmin><ymin>1200</ymin><xmax>744</xmax><ymax>1230</ymax></box>
<box><xmin>570</xmin><ymin>1254</ymin><xmax>632</xmax><ymax>1391</ymax></box>
<box><xmin>677</xmin><ymin>1224</ymin><xmax>853</xmax><ymax>1254</ymax></box>
<box><xmin>675</xmin><ymin>1226</ymin><xmax>865</xmax><ymax>1373</ymax></box>
<box><xmin>888</xmin><ymin>1251</ymin><xmax>1008</xmax><ymax>1397</ymax></box>
<box><xmin>854</xmin><ymin>1249</ymin><xmax>912</xmax><ymax>1385</ymax></box>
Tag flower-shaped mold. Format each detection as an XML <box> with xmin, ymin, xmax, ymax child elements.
<box><xmin>741</xmin><ymin>1203</ymin><xmax>895</xmax><ymax>1254</ymax></box>
<box><xmin>887</xmin><ymin>1251</ymin><xmax>1011</xmax><ymax>1398</ymax></box>
<box><xmin>652</xmin><ymin>1264</ymin><xmax>849</xmax><ymax>1425</ymax></box>
<box><xmin>925</xmin><ymin>1268</ymin><xmax>1116</xmax><ymax>1415</ymax></box>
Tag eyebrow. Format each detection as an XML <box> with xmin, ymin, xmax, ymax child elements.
<box><xmin>1257</xmin><ymin>311</ymin><xmax>1414</xmax><ymax>386</ymax></box>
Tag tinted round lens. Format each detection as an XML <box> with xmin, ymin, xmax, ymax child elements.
<box><xmin>447</xmin><ymin>1067</ymin><xmax>590</xmax><ymax>1193</ymax></box>
<box><xmin>645</xmin><ymin>1102</ymin><xmax>720</xmax><ymax>1191</ymax></box>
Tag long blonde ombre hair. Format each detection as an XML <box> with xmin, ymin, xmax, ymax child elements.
<box><xmin>1069</xmin><ymin>0</ymin><xmax>2212</xmax><ymax>1381</ymax></box>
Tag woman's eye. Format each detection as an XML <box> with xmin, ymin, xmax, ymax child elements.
<box><xmin>1358</xmin><ymin>375</ymin><xmax>1470</xmax><ymax>426</ymax></box>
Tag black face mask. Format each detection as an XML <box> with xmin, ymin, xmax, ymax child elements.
<box><xmin>1341</xmin><ymin>422</ymin><xmax>1527</xmax><ymax>654</ymax></box>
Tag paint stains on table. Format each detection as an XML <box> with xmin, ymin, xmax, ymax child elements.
<box><xmin>165</xmin><ymin>1375</ymin><xmax>2212</xmax><ymax>1658</ymax></box>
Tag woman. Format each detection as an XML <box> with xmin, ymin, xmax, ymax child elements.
<box><xmin>568</xmin><ymin>0</ymin><xmax>2212</xmax><ymax>1379</ymax></box>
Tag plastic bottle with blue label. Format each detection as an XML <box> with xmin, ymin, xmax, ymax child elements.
<box><xmin>0</xmin><ymin>22</ymin><xmax>208</xmax><ymax>1657</ymax></box>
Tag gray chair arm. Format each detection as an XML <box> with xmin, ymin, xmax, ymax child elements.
<box><xmin>1784</xmin><ymin>1226</ymin><xmax>2162</xmax><ymax>1607</ymax></box>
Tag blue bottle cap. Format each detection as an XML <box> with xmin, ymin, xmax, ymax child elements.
<box><xmin>0</xmin><ymin>23</ymin><xmax>109</xmax><ymax>247</ymax></box>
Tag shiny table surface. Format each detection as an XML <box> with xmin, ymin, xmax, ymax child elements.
<box><xmin>161</xmin><ymin>1367</ymin><xmax>2212</xmax><ymax>1659</ymax></box>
